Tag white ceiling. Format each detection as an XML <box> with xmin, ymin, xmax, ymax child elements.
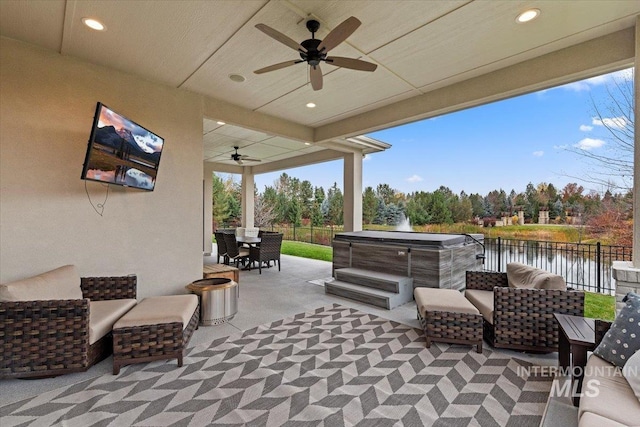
<box><xmin>2</xmin><ymin>0</ymin><xmax>638</xmax><ymax>170</ymax></box>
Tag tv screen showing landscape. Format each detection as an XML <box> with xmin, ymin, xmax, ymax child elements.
<box><xmin>81</xmin><ymin>103</ymin><xmax>164</xmax><ymax>191</ymax></box>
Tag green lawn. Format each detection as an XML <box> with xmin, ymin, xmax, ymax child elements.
<box><xmin>254</xmin><ymin>239</ymin><xmax>616</xmax><ymax>320</ymax></box>
<box><xmin>281</xmin><ymin>240</ymin><xmax>333</xmax><ymax>262</ymax></box>
<box><xmin>584</xmin><ymin>291</ymin><xmax>616</xmax><ymax>321</ymax></box>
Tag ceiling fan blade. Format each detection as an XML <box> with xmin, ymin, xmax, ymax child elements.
<box><xmin>310</xmin><ymin>65</ymin><xmax>323</xmax><ymax>91</ymax></box>
<box><xmin>254</xmin><ymin>60</ymin><xmax>301</xmax><ymax>74</ymax></box>
<box><xmin>235</xmin><ymin>159</ymin><xmax>244</xmax><ymax>165</ymax></box>
<box><xmin>326</xmin><ymin>56</ymin><xmax>377</xmax><ymax>72</ymax></box>
<box><xmin>241</xmin><ymin>157</ymin><xmax>262</xmax><ymax>163</ymax></box>
<box><xmin>317</xmin><ymin>16</ymin><xmax>361</xmax><ymax>53</ymax></box>
<box><xmin>255</xmin><ymin>24</ymin><xmax>307</xmax><ymax>53</ymax></box>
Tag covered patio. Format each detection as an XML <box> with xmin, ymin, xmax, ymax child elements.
<box><xmin>1</xmin><ymin>254</ymin><xmax>560</xmax><ymax>426</ymax></box>
<box><xmin>1</xmin><ymin>1</ymin><xmax>639</xmax><ymax>426</ymax></box>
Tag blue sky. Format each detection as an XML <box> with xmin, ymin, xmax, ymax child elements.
<box><xmin>252</xmin><ymin>68</ymin><xmax>633</xmax><ymax>196</ymax></box>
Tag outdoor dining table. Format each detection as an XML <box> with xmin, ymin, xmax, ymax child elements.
<box><xmin>236</xmin><ymin>236</ymin><xmax>261</xmax><ymax>246</ymax></box>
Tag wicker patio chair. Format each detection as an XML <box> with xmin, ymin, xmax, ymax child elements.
<box><xmin>249</xmin><ymin>232</ymin><xmax>283</xmax><ymax>274</ymax></box>
<box><xmin>223</xmin><ymin>233</ymin><xmax>250</xmax><ymax>268</ymax></box>
<box><xmin>465</xmin><ymin>270</ymin><xmax>585</xmax><ymax>352</ymax></box>
<box><xmin>0</xmin><ymin>275</ymin><xmax>137</xmax><ymax>379</ymax></box>
<box><xmin>214</xmin><ymin>231</ymin><xmax>229</xmax><ymax>264</ymax></box>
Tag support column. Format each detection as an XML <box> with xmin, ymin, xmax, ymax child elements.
<box><xmin>613</xmin><ymin>261</ymin><xmax>640</xmax><ymax>313</ymax></box>
<box><xmin>343</xmin><ymin>152</ymin><xmax>363</xmax><ymax>232</ymax></box>
<box><xmin>241</xmin><ymin>168</ymin><xmax>255</xmax><ymax>229</ymax></box>
<box><xmin>634</xmin><ymin>16</ymin><xmax>640</xmax><ymax>267</ymax></box>
<box><xmin>203</xmin><ymin>163</ymin><xmax>215</xmax><ymax>255</ymax></box>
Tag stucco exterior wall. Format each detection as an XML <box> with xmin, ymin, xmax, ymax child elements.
<box><xmin>0</xmin><ymin>38</ymin><xmax>203</xmax><ymax>298</ymax></box>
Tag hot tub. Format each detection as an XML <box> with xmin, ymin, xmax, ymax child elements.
<box><xmin>332</xmin><ymin>231</ymin><xmax>484</xmax><ymax>291</ymax></box>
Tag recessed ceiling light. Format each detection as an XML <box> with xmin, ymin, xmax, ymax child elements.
<box><xmin>304</xmin><ymin>142</ymin><xmax>311</xmax><ymax>146</ymax></box>
<box><xmin>516</xmin><ymin>9</ymin><xmax>540</xmax><ymax>23</ymax></box>
<box><xmin>82</xmin><ymin>18</ymin><xmax>106</xmax><ymax>31</ymax></box>
<box><xmin>229</xmin><ymin>74</ymin><xmax>246</xmax><ymax>83</ymax></box>
<box><xmin>306</xmin><ymin>102</ymin><xmax>316</xmax><ymax>108</ymax></box>
<box><xmin>216</xmin><ymin>121</ymin><xmax>226</xmax><ymax>125</ymax></box>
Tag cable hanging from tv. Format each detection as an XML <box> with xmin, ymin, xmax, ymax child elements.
<box><xmin>85</xmin><ymin>180</ymin><xmax>110</xmax><ymax>216</ymax></box>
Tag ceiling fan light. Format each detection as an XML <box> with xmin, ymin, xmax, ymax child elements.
<box><xmin>516</xmin><ymin>9</ymin><xmax>540</xmax><ymax>23</ymax></box>
<box><xmin>82</xmin><ymin>18</ymin><xmax>106</xmax><ymax>31</ymax></box>
<box><xmin>306</xmin><ymin>102</ymin><xmax>316</xmax><ymax>108</ymax></box>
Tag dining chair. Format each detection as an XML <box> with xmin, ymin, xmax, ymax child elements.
<box><xmin>249</xmin><ymin>232</ymin><xmax>283</xmax><ymax>274</ymax></box>
<box><xmin>223</xmin><ymin>233</ymin><xmax>250</xmax><ymax>268</ymax></box>
<box><xmin>214</xmin><ymin>231</ymin><xmax>228</xmax><ymax>264</ymax></box>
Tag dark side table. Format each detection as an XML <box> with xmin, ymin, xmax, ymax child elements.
<box><xmin>554</xmin><ymin>313</ymin><xmax>596</xmax><ymax>406</ymax></box>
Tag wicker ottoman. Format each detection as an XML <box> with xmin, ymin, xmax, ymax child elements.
<box><xmin>112</xmin><ymin>295</ymin><xmax>199</xmax><ymax>374</ymax></box>
<box><xmin>414</xmin><ymin>288</ymin><xmax>483</xmax><ymax>353</ymax></box>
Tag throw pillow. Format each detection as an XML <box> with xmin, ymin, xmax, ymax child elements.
<box><xmin>593</xmin><ymin>292</ymin><xmax>640</xmax><ymax>368</ymax></box>
<box><xmin>623</xmin><ymin>349</ymin><xmax>640</xmax><ymax>403</ymax></box>
<box><xmin>506</xmin><ymin>262</ymin><xmax>566</xmax><ymax>290</ymax></box>
<box><xmin>0</xmin><ymin>265</ymin><xmax>82</xmax><ymax>301</ymax></box>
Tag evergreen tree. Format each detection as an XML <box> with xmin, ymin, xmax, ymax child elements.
<box><xmin>326</xmin><ymin>183</ymin><xmax>343</xmax><ymax>225</ymax></box>
<box><xmin>376</xmin><ymin>183</ymin><xmax>396</xmax><ymax>205</ymax></box>
<box><xmin>212</xmin><ymin>173</ymin><xmax>230</xmax><ymax>229</ymax></box>
<box><xmin>300</xmin><ymin>180</ymin><xmax>314</xmax><ymax>220</ymax></box>
<box><xmin>287</xmin><ymin>196</ymin><xmax>302</xmax><ymax>226</ymax></box>
<box><xmin>429</xmin><ymin>190</ymin><xmax>452</xmax><ymax>224</ymax></box>
<box><xmin>468</xmin><ymin>193</ymin><xmax>485</xmax><ymax>217</ymax></box>
<box><xmin>406</xmin><ymin>191</ymin><xmax>431</xmax><ymax>225</ymax></box>
<box><xmin>362</xmin><ymin>186</ymin><xmax>377</xmax><ymax>224</ymax></box>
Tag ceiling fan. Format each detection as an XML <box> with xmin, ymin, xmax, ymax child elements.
<box><xmin>231</xmin><ymin>146</ymin><xmax>261</xmax><ymax>165</ymax></box>
<box><xmin>254</xmin><ymin>17</ymin><xmax>377</xmax><ymax>91</ymax></box>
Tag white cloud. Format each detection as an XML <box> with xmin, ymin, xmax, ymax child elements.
<box><xmin>553</xmin><ymin>144</ymin><xmax>568</xmax><ymax>150</ymax></box>
<box><xmin>592</xmin><ymin>116</ymin><xmax>628</xmax><ymax>129</ymax></box>
<box><xmin>406</xmin><ymin>174</ymin><xmax>423</xmax><ymax>183</ymax></box>
<box><xmin>532</xmin><ymin>151</ymin><xmax>544</xmax><ymax>157</ymax></box>
<box><xmin>574</xmin><ymin>138</ymin><xmax>605</xmax><ymax>151</ymax></box>
<box><xmin>562</xmin><ymin>81</ymin><xmax>592</xmax><ymax>92</ymax></box>
<box><xmin>558</xmin><ymin>68</ymin><xmax>633</xmax><ymax>92</ymax></box>
<box><xmin>579</xmin><ymin>124</ymin><xmax>593</xmax><ymax>132</ymax></box>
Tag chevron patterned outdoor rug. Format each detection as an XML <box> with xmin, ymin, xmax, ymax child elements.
<box><xmin>1</xmin><ymin>304</ymin><xmax>552</xmax><ymax>426</ymax></box>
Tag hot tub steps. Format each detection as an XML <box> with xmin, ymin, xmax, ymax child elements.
<box><xmin>324</xmin><ymin>268</ymin><xmax>413</xmax><ymax>309</ymax></box>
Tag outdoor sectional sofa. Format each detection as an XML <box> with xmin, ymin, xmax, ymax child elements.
<box><xmin>0</xmin><ymin>265</ymin><xmax>137</xmax><ymax>378</ymax></box>
<box><xmin>464</xmin><ymin>263</ymin><xmax>585</xmax><ymax>352</ymax></box>
<box><xmin>575</xmin><ymin>319</ymin><xmax>640</xmax><ymax>426</ymax></box>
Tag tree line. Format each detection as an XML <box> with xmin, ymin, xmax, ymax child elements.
<box><xmin>212</xmin><ymin>173</ymin><xmax>632</xmax><ymax>245</ymax></box>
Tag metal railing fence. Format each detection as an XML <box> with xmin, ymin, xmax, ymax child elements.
<box><xmin>484</xmin><ymin>237</ymin><xmax>631</xmax><ymax>294</ymax></box>
<box><xmin>263</xmin><ymin>224</ymin><xmax>340</xmax><ymax>246</ymax></box>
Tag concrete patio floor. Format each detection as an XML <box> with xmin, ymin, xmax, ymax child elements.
<box><xmin>0</xmin><ymin>253</ymin><xmax>556</xmax><ymax>407</ymax></box>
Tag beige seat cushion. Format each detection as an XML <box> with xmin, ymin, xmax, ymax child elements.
<box><xmin>0</xmin><ymin>265</ymin><xmax>82</xmax><ymax>302</ymax></box>
<box><xmin>578</xmin><ymin>412</ymin><xmax>628</xmax><ymax>427</ymax></box>
<box><xmin>89</xmin><ymin>299</ymin><xmax>137</xmax><ymax>344</ymax></box>
<box><xmin>114</xmin><ymin>295</ymin><xmax>198</xmax><ymax>330</ymax></box>
<box><xmin>579</xmin><ymin>355</ymin><xmax>640</xmax><ymax>426</ymax></box>
<box><xmin>506</xmin><ymin>262</ymin><xmax>566</xmax><ymax>290</ymax></box>
<box><xmin>414</xmin><ymin>288</ymin><xmax>479</xmax><ymax>318</ymax></box>
<box><xmin>464</xmin><ymin>289</ymin><xmax>494</xmax><ymax>324</ymax></box>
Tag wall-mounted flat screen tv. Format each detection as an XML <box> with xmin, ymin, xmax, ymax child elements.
<box><xmin>81</xmin><ymin>102</ymin><xmax>164</xmax><ymax>191</ymax></box>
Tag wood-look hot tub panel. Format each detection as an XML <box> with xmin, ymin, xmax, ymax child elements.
<box><xmin>350</xmin><ymin>243</ymin><xmax>409</xmax><ymax>277</ymax></box>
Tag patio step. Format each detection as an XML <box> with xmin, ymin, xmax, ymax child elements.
<box><xmin>325</xmin><ymin>268</ymin><xmax>414</xmax><ymax>310</ymax></box>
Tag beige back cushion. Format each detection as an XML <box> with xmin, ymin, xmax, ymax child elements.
<box><xmin>89</xmin><ymin>299</ymin><xmax>137</xmax><ymax>344</ymax></box>
<box><xmin>506</xmin><ymin>262</ymin><xmax>566</xmax><ymax>290</ymax></box>
<box><xmin>0</xmin><ymin>265</ymin><xmax>83</xmax><ymax>301</ymax></box>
